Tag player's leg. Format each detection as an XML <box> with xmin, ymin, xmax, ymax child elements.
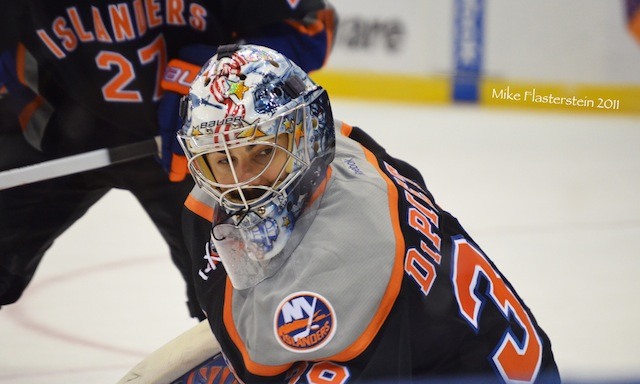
<box><xmin>0</xmin><ymin>131</ymin><xmax>109</xmax><ymax>307</ymax></box>
<box><xmin>119</xmin><ymin>157</ymin><xmax>202</xmax><ymax>319</ymax></box>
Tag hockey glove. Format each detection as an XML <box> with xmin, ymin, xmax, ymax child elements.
<box><xmin>158</xmin><ymin>45</ymin><xmax>217</xmax><ymax>182</ymax></box>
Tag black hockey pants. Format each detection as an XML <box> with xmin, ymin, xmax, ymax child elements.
<box><xmin>0</xmin><ymin>129</ymin><xmax>204</xmax><ymax>320</ymax></box>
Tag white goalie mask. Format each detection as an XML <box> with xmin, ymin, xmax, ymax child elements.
<box><xmin>178</xmin><ymin>44</ymin><xmax>335</xmax><ymax>289</ymax></box>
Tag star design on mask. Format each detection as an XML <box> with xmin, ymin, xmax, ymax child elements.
<box><xmin>226</xmin><ymin>79</ymin><xmax>249</xmax><ymax>102</ymax></box>
<box><xmin>282</xmin><ymin>119</ymin><xmax>293</xmax><ymax>133</ymax></box>
<box><xmin>294</xmin><ymin>121</ymin><xmax>304</xmax><ymax>145</ymax></box>
<box><xmin>236</xmin><ymin>118</ymin><xmax>265</xmax><ymax>139</ymax></box>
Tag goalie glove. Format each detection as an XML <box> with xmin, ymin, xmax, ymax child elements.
<box><xmin>158</xmin><ymin>44</ymin><xmax>217</xmax><ymax>182</ymax></box>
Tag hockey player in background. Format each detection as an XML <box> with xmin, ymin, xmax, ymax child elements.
<box><xmin>0</xmin><ymin>1</ymin><xmax>336</xmax><ymax>320</ymax></box>
<box><xmin>166</xmin><ymin>44</ymin><xmax>561</xmax><ymax>383</ymax></box>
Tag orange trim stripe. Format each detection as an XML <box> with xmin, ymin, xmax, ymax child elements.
<box><xmin>340</xmin><ymin>121</ymin><xmax>353</xmax><ymax>137</ymax></box>
<box><xmin>18</xmin><ymin>96</ymin><xmax>45</xmax><ymax>131</ymax></box>
<box><xmin>316</xmin><ymin>8</ymin><xmax>336</xmax><ymax>56</ymax></box>
<box><xmin>224</xmin><ymin>279</ymin><xmax>294</xmax><ymax>375</ymax></box>
<box><xmin>284</xmin><ymin>19</ymin><xmax>324</xmax><ymax>36</ymax></box>
<box><xmin>15</xmin><ymin>44</ymin><xmax>28</xmax><ymax>86</ymax></box>
<box><xmin>184</xmin><ymin>193</ymin><xmax>214</xmax><ymax>222</ymax></box>
<box><xmin>329</xmin><ymin>123</ymin><xmax>406</xmax><ymax>361</ymax></box>
<box><xmin>630</xmin><ymin>8</ymin><xmax>640</xmax><ymax>44</ymax></box>
<box><xmin>169</xmin><ymin>154</ymin><xmax>189</xmax><ymax>182</ymax></box>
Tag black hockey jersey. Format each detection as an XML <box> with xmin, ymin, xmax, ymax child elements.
<box><xmin>182</xmin><ymin>121</ymin><xmax>561</xmax><ymax>383</ymax></box>
<box><xmin>0</xmin><ymin>0</ymin><xmax>334</xmax><ymax>154</ymax></box>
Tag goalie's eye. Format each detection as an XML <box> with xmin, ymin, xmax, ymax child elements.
<box><xmin>204</xmin><ymin>135</ymin><xmax>290</xmax><ymax>187</ymax></box>
<box><xmin>208</xmin><ymin>145</ymin><xmax>275</xmax><ymax>166</ymax></box>
<box><xmin>252</xmin><ymin>146</ymin><xmax>275</xmax><ymax>164</ymax></box>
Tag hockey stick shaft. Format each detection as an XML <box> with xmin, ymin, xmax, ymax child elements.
<box><xmin>117</xmin><ymin>320</ymin><xmax>221</xmax><ymax>384</ymax></box>
<box><xmin>0</xmin><ymin>137</ymin><xmax>160</xmax><ymax>190</ymax></box>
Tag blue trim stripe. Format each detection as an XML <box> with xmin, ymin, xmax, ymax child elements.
<box><xmin>453</xmin><ymin>0</ymin><xmax>484</xmax><ymax>102</ymax></box>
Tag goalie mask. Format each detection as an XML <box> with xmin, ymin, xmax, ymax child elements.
<box><xmin>178</xmin><ymin>44</ymin><xmax>335</xmax><ymax>289</ymax></box>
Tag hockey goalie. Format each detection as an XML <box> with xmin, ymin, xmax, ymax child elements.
<box><xmin>120</xmin><ymin>44</ymin><xmax>560</xmax><ymax>384</ymax></box>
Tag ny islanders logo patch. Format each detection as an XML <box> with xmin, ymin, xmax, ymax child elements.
<box><xmin>274</xmin><ymin>291</ymin><xmax>336</xmax><ymax>353</ymax></box>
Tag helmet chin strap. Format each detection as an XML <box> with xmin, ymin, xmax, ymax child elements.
<box><xmin>210</xmin><ymin>224</ymin><xmax>227</xmax><ymax>241</ymax></box>
<box><xmin>211</xmin><ymin>205</ymin><xmax>253</xmax><ymax>242</ymax></box>
<box><xmin>211</xmin><ymin>210</ymin><xmax>247</xmax><ymax>241</ymax></box>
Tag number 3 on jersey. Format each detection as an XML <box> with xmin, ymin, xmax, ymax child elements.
<box><xmin>452</xmin><ymin>237</ymin><xmax>542</xmax><ymax>383</ymax></box>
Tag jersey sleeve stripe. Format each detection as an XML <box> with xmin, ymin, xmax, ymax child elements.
<box><xmin>328</xmin><ymin>123</ymin><xmax>406</xmax><ymax>361</ymax></box>
<box><xmin>223</xmin><ymin>279</ymin><xmax>295</xmax><ymax>375</ymax></box>
<box><xmin>184</xmin><ymin>193</ymin><xmax>214</xmax><ymax>222</ymax></box>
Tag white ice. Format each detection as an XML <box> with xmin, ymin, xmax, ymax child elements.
<box><xmin>1</xmin><ymin>99</ymin><xmax>639</xmax><ymax>383</ymax></box>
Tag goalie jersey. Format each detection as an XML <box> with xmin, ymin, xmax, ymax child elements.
<box><xmin>182</xmin><ymin>121</ymin><xmax>561</xmax><ymax>383</ymax></box>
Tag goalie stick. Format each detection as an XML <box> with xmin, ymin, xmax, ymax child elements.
<box><xmin>118</xmin><ymin>320</ymin><xmax>222</xmax><ymax>384</ymax></box>
<box><xmin>0</xmin><ymin>137</ymin><xmax>161</xmax><ymax>190</ymax></box>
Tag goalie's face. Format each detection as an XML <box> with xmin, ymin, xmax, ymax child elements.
<box><xmin>204</xmin><ymin>133</ymin><xmax>292</xmax><ymax>206</ymax></box>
